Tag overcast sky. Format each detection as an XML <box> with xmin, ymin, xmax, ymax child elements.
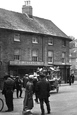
<box><xmin>0</xmin><ymin>0</ymin><xmax>77</xmax><ymax>39</ymax></box>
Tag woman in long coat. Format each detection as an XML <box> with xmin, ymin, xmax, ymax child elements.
<box><xmin>23</xmin><ymin>75</ymin><xmax>34</xmax><ymax>113</ymax></box>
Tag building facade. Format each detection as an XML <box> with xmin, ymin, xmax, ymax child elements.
<box><xmin>0</xmin><ymin>1</ymin><xmax>71</xmax><ymax>87</ymax></box>
<box><xmin>69</xmin><ymin>39</ymin><xmax>77</xmax><ymax>77</ymax></box>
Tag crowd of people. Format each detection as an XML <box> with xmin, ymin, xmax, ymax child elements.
<box><xmin>2</xmin><ymin>72</ymin><xmax>51</xmax><ymax>115</ymax></box>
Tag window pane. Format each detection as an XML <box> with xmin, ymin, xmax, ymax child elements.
<box><xmin>62</xmin><ymin>58</ymin><xmax>65</xmax><ymax>63</ymax></box>
<box><xmin>48</xmin><ymin>51</ymin><xmax>53</xmax><ymax>63</ymax></box>
<box><xmin>48</xmin><ymin>51</ymin><xmax>53</xmax><ymax>57</ymax></box>
<box><xmin>62</xmin><ymin>52</ymin><xmax>65</xmax><ymax>58</ymax></box>
<box><xmin>14</xmin><ymin>34</ymin><xmax>20</xmax><ymax>42</ymax></box>
<box><xmin>32</xmin><ymin>57</ymin><xmax>38</xmax><ymax>61</ymax></box>
<box><xmin>32</xmin><ymin>37</ymin><xmax>38</xmax><ymax>43</ymax></box>
<box><xmin>14</xmin><ymin>49</ymin><xmax>20</xmax><ymax>55</ymax></box>
<box><xmin>48</xmin><ymin>38</ymin><xmax>53</xmax><ymax>45</ymax></box>
<box><xmin>14</xmin><ymin>55</ymin><xmax>20</xmax><ymax>60</ymax></box>
<box><xmin>48</xmin><ymin>57</ymin><xmax>53</xmax><ymax>62</ymax></box>
<box><xmin>32</xmin><ymin>50</ymin><xmax>37</xmax><ymax>56</ymax></box>
<box><xmin>62</xmin><ymin>40</ymin><xmax>66</xmax><ymax>46</ymax></box>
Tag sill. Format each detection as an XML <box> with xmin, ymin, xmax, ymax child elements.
<box><xmin>48</xmin><ymin>62</ymin><xmax>53</xmax><ymax>64</ymax></box>
<box><xmin>48</xmin><ymin>43</ymin><xmax>53</xmax><ymax>45</ymax></box>
<box><xmin>32</xmin><ymin>42</ymin><xmax>38</xmax><ymax>44</ymax></box>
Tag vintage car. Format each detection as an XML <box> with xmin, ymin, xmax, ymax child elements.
<box><xmin>49</xmin><ymin>78</ymin><xmax>59</xmax><ymax>93</ymax></box>
<box><xmin>37</xmin><ymin>66</ymin><xmax>60</xmax><ymax>93</ymax></box>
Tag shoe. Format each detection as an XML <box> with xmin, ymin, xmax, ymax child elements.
<box><xmin>41</xmin><ymin>112</ymin><xmax>45</xmax><ymax>115</ymax></box>
<box><xmin>47</xmin><ymin>111</ymin><xmax>51</xmax><ymax>114</ymax></box>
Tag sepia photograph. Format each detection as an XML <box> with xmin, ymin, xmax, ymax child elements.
<box><xmin>0</xmin><ymin>0</ymin><xmax>77</xmax><ymax>115</ymax></box>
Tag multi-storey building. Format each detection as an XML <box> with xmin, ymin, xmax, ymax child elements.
<box><xmin>69</xmin><ymin>39</ymin><xmax>77</xmax><ymax>76</ymax></box>
<box><xmin>0</xmin><ymin>1</ymin><xmax>71</xmax><ymax>87</ymax></box>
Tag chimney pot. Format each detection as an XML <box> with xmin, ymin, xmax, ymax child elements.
<box><xmin>22</xmin><ymin>0</ymin><xmax>33</xmax><ymax>17</ymax></box>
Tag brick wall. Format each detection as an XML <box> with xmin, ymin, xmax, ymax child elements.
<box><xmin>0</xmin><ymin>29</ymin><xmax>70</xmax><ymax>79</ymax></box>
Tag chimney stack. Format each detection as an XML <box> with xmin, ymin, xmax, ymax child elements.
<box><xmin>22</xmin><ymin>0</ymin><xmax>33</xmax><ymax>17</ymax></box>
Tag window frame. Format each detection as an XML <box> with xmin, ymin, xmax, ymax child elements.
<box><xmin>48</xmin><ymin>37</ymin><xmax>53</xmax><ymax>45</ymax></box>
<box><xmin>32</xmin><ymin>50</ymin><xmax>38</xmax><ymax>62</ymax></box>
<box><xmin>48</xmin><ymin>50</ymin><xmax>53</xmax><ymax>64</ymax></box>
<box><xmin>32</xmin><ymin>37</ymin><xmax>38</xmax><ymax>44</ymax></box>
<box><xmin>62</xmin><ymin>52</ymin><xmax>66</xmax><ymax>64</ymax></box>
<box><xmin>14</xmin><ymin>33</ymin><xmax>20</xmax><ymax>42</ymax></box>
<box><xmin>14</xmin><ymin>49</ymin><xmax>20</xmax><ymax>60</ymax></box>
<box><xmin>62</xmin><ymin>40</ymin><xmax>66</xmax><ymax>47</ymax></box>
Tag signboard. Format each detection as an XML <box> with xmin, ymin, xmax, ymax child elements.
<box><xmin>10</xmin><ymin>61</ymin><xmax>44</xmax><ymax>66</ymax></box>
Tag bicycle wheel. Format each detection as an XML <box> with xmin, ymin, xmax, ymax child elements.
<box><xmin>0</xmin><ymin>98</ymin><xmax>4</xmax><ymax>111</ymax></box>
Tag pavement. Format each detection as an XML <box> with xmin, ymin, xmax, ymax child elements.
<box><xmin>0</xmin><ymin>81</ymin><xmax>77</xmax><ymax>115</ymax></box>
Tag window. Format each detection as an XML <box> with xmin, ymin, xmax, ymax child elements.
<box><xmin>62</xmin><ymin>52</ymin><xmax>66</xmax><ymax>63</ymax></box>
<box><xmin>32</xmin><ymin>50</ymin><xmax>38</xmax><ymax>62</ymax></box>
<box><xmin>32</xmin><ymin>37</ymin><xmax>38</xmax><ymax>43</ymax></box>
<box><xmin>69</xmin><ymin>59</ymin><xmax>71</xmax><ymax>63</ymax></box>
<box><xmin>14</xmin><ymin>49</ymin><xmax>20</xmax><ymax>60</ymax></box>
<box><xmin>76</xmin><ymin>58</ymin><xmax>77</xmax><ymax>62</ymax></box>
<box><xmin>62</xmin><ymin>40</ymin><xmax>66</xmax><ymax>46</ymax></box>
<box><xmin>14</xmin><ymin>34</ymin><xmax>20</xmax><ymax>42</ymax></box>
<box><xmin>48</xmin><ymin>37</ymin><xmax>53</xmax><ymax>45</ymax></box>
<box><xmin>48</xmin><ymin>51</ymin><xmax>53</xmax><ymax>63</ymax></box>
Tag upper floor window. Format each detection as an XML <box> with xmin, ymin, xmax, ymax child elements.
<box><xmin>14</xmin><ymin>34</ymin><xmax>20</xmax><ymax>42</ymax></box>
<box><xmin>62</xmin><ymin>52</ymin><xmax>66</xmax><ymax>63</ymax></box>
<box><xmin>32</xmin><ymin>50</ymin><xmax>38</xmax><ymax>62</ymax></box>
<box><xmin>14</xmin><ymin>49</ymin><xmax>20</xmax><ymax>60</ymax></box>
<box><xmin>62</xmin><ymin>40</ymin><xmax>66</xmax><ymax>47</ymax></box>
<box><xmin>48</xmin><ymin>37</ymin><xmax>53</xmax><ymax>45</ymax></box>
<box><xmin>32</xmin><ymin>37</ymin><xmax>38</xmax><ymax>44</ymax></box>
<box><xmin>48</xmin><ymin>51</ymin><xmax>53</xmax><ymax>64</ymax></box>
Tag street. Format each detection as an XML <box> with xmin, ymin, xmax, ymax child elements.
<box><xmin>0</xmin><ymin>82</ymin><xmax>77</xmax><ymax>115</ymax></box>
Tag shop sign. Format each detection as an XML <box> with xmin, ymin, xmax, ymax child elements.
<box><xmin>10</xmin><ymin>61</ymin><xmax>44</xmax><ymax>66</ymax></box>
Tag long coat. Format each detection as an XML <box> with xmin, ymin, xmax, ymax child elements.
<box><xmin>23</xmin><ymin>81</ymin><xmax>34</xmax><ymax>111</ymax></box>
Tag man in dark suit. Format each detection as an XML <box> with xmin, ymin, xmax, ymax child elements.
<box><xmin>36</xmin><ymin>74</ymin><xmax>51</xmax><ymax>115</ymax></box>
<box><xmin>2</xmin><ymin>74</ymin><xmax>15</xmax><ymax>112</ymax></box>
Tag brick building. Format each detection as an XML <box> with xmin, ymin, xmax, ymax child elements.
<box><xmin>0</xmin><ymin>1</ymin><xmax>71</xmax><ymax>86</ymax></box>
<box><xmin>69</xmin><ymin>39</ymin><xmax>77</xmax><ymax>77</ymax></box>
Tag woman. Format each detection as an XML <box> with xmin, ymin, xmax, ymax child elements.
<box><xmin>23</xmin><ymin>75</ymin><xmax>34</xmax><ymax>114</ymax></box>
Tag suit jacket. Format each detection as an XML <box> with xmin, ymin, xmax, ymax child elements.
<box><xmin>36</xmin><ymin>78</ymin><xmax>50</xmax><ymax>99</ymax></box>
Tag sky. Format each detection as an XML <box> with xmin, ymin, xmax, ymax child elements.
<box><xmin>0</xmin><ymin>0</ymin><xmax>77</xmax><ymax>39</ymax></box>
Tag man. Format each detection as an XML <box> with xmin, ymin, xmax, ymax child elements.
<box><xmin>33</xmin><ymin>76</ymin><xmax>39</xmax><ymax>103</ymax></box>
<box><xmin>36</xmin><ymin>74</ymin><xmax>51</xmax><ymax>115</ymax></box>
<box><xmin>23</xmin><ymin>74</ymin><xmax>29</xmax><ymax>88</ymax></box>
<box><xmin>15</xmin><ymin>76</ymin><xmax>23</xmax><ymax>98</ymax></box>
<box><xmin>2</xmin><ymin>74</ymin><xmax>15</xmax><ymax>112</ymax></box>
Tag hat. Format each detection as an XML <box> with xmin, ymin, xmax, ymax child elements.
<box><xmin>29</xmin><ymin>75</ymin><xmax>34</xmax><ymax>79</ymax></box>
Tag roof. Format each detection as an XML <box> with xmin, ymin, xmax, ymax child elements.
<box><xmin>0</xmin><ymin>8</ymin><xmax>70</xmax><ymax>39</ymax></box>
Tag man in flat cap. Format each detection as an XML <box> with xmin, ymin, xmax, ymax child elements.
<box><xmin>36</xmin><ymin>74</ymin><xmax>51</xmax><ymax>115</ymax></box>
<box><xmin>2</xmin><ymin>74</ymin><xmax>15</xmax><ymax>112</ymax></box>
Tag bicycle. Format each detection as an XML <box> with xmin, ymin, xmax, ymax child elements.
<box><xmin>0</xmin><ymin>91</ymin><xmax>4</xmax><ymax>112</ymax></box>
